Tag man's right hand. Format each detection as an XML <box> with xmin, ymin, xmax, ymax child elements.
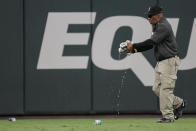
<box><xmin>118</xmin><ymin>40</ymin><xmax>133</xmax><ymax>54</ymax></box>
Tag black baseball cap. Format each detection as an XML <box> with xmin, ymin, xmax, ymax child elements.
<box><xmin>146</xmin><ymin>5</ymin><xmax>162</xmax><ymax>18</ymax></box>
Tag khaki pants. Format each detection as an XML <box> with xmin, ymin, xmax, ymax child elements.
<box><xmin>152</xmin><ymin>56</ymin><xmax>183</xmax><ymax>120</ymax></box>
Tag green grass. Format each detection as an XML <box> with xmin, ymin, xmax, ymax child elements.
<box><xmin>0</xmin><ymin>118</ymin><xmax>196</xmax><ymax>131</ymax></box>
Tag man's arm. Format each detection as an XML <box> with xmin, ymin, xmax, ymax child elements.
<box><xmin>120</xmin><ymin>23</ymin><xmax>169</xmax><ymax>54</ymax></box>
<box><xmin>119</xmin><ymin>39</ymin><xmax>155</xmax><ymax>54</ymax></box>
<box><xmin>131</xmin><ymin>39</ymin><xmax>155</xmax><ymax>53</ymax></box>
<box><xmin>131</xmin><ymin>23</ymin><xmax>169</xmax><ymax>53</ymax></box>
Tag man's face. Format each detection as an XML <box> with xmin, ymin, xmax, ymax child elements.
<box><xmin>148</xmin><ymin>14</ymin><xmax>159</xmax><ymax>24</ymax></box>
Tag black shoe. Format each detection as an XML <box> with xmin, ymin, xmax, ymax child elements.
<box><xmin>174</xmin><ymin>100</ymin><xmax>187</xmax><ymax>120</ymax></box>
<box><xmin>157</xmin><ymin>118</ymin><xmax>174</xmax><ymax>123</ymax></box>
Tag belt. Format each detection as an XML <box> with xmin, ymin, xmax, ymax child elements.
<box><xmin>158</xmin><ymin>56</ymin><xmax>177</xmax><ymax>62</ymax></box>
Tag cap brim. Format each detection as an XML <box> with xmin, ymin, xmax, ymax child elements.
<box><xmin>144</xmin><ymin>11</ymin><xmax>163</xmax><ymax>18</ymax></box>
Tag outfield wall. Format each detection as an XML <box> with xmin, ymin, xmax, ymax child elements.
<box><xmin>0</xmin><ymin>0</ymin><xmax>196</xmax><ymax>115</ymax></box>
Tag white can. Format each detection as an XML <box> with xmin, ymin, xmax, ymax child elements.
<box><xmin>94</xmin><ymin>120</ymin><xmax>102</xmax><ymax>125</ymax></box>
<box><xmin>8</xmin><ymin>117</ymin><xmax>16</xmax><ymax>122</ymax></box>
